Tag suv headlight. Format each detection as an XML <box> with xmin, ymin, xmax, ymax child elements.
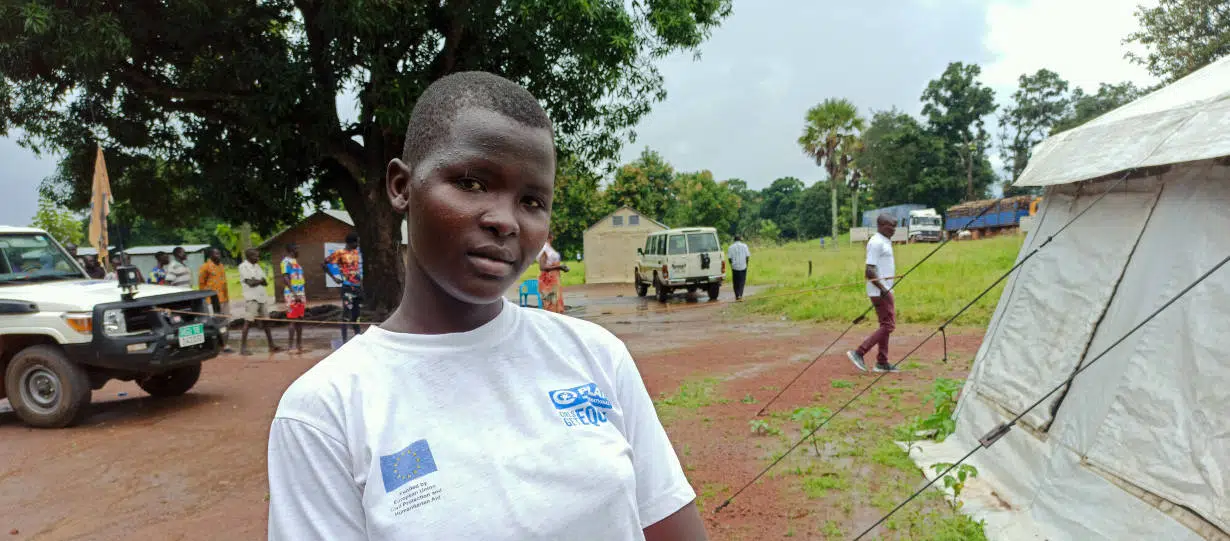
<box><xmin>102</xmin><ymin>309</ymin><xmax>127</xmax><ymax>336</ymax></box>
<box><xmin>62</xmin><ymin>313</ymin><xmax>93</xmax><ymax>334</ymax></box>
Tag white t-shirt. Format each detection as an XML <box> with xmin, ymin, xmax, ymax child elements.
<box><xmin>165</xmin><ymin>260</ymin><xmax>192</xmax><ymax>287</ymax></box>
<box><xmin>865</xmin><ymin>233</ymin><xmax>895</xmax><ymax>297</ymax></box>
<box><xmin>727</xmin><ymin>241</ymin><xmax>750</xmax><ymax>271</ymax></box>
<box><xmin>238</xmin><ymin>260</ymin><xmax>270</xmax><ymax>302</ymax></box>
<box><xmin>267</xmin><ymin>301</ymin><xmax>695</xmax><ymax>541</ymax></box>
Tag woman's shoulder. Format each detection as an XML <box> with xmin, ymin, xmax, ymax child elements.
<box><xmin>515</xmin><ymin>305</ymin><xmax>626</xmax><ymax>350</ymax></box>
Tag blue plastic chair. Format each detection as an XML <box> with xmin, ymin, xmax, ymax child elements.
<box><xmin>519</xmin><ymin>279</ymin><xmax>543</xmax><ymax>308</ymax></box>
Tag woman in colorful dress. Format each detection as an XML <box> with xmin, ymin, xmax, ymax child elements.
<box><xmin>536</xmin><ymin>233</ymin><xmax>569</xmax><ymax>313</ymax></box>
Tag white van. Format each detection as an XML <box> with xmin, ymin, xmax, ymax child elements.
<box><xmin>634</xmin><ymin>227</ymin><xmax>725</xmax><ymax>302</ymax></box>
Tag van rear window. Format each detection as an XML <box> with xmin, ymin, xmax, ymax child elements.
<box><xmin>686</xmin><ymin>233</ymin><xmax>719</xmax><ymax>253</ymax></box>
<box><xmin>667</xmin><ymin>235</ymin><xmax>687</xmax><ymax>255</ymax></box>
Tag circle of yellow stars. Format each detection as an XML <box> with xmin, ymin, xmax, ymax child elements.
<box><xmin>392</xmin><ymin>447</ymin><xmax>427</xmax><ymax>481</ymax></box>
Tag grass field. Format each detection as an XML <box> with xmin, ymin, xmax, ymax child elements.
<box><xmin>742</xmin><ymin>235</ymin><xmax>1025</xmax><ymax>326</ymax></box>
<box><xmin>519</xmin><ymin>260</ymin><xmax>587</xmax><ymax>287</ymax></box>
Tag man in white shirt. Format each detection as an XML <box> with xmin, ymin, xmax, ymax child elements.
<box><xmin>165</xmin><ymin>246</ymin><xmax>193</xmax><ymax>287</ymax></box>
<box><xmin>848</xmin><ymin>214</ymin><xmax>900</xmax><ymax>373</ymax></box>
<box><xmin>726</xmin><ymin>235</ymin><xmax>751</xmax><ymax>301</ymax></box>
<box><xmin>238</xmin><ymin>248</ymin><xmax>280</xmax><ymax>356</ymax></box>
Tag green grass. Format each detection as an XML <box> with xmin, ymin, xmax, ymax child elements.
<box><xmin>653</xmin><ymin>377</ymin><xmax>720</xmax><ymax>423</ymax></box>
<box><xmin>519</xmin><ymin>261</ymin><xmax>587</xmax><ymax>287</ymax></box>
<box><xmin>739</xmin><ymin>235</ymin><xmax>1024</xmax><ymax>325</ymax></box>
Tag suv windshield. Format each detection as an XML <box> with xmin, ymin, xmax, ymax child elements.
<box><xmin>912</xmin><ymin>217</ymin><xmax>941</xmax><ymax>226</ymax></box>
<box><xmin>0</xmin><ymin>233</ymin><xmax>85</xmax><ymax>285</ymax></box>
<box><xmin>686</xmin><ymin>232</ymin><xmax>719</xmax><ymax>253</ymax></box>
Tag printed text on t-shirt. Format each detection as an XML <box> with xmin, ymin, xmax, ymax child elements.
<box><xmin>548</xmin><ymin>383</ymin><xmax>614</xmax><ymax>427</ymax></box>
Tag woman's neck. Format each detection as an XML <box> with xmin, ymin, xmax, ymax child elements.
<box><xmin>380</xmin><ymin>260</ymin><xmax>505</xmax><ymax>335</ymax></box>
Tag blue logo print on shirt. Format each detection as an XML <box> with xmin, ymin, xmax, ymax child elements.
<box><xmin>548</xmin><ymin>383</ymin><xmax>613</xmax><ymax>427</ymax></box>
<box><xmin>379</xmin><ymin>439</ymin><xmax>438</xmax><ymax>493</ymax></box>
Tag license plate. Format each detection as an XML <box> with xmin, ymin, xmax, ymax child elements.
<box><xmin>178</xmin><ymin>324</ymin><xmax>205</xmax><ymax>347</ymax></box>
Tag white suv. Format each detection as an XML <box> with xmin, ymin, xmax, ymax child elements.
<box><xmin>0</xmin><ymin>227</ymin><xmax>226</xmax><ymax>428</ymax></box>
<box><xmin>634</xmin><ymin>227</ymin><xmax>725</xmax><ymax>302</ymax></box>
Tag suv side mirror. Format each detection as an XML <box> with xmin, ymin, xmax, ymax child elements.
<box><xmin>637</xmin><ymin>248</ymin><xmax>643</xmax><ymax>256</ymax></box>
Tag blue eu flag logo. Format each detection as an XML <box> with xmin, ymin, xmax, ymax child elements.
<box><xmin>379</xmin><ymin>439</ymin><xmax>438</xmax><ymax>493</ymax></box>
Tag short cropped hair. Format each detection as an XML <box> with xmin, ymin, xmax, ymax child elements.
<box><xmin>401</xmin><ymin>71</ymin><xmax>553</xmax><ymax>168</ymax></box>
<box><xmin>345</xmin><ymin>232</ymin><xmax>360</xmax><ymax>244</ymax></box>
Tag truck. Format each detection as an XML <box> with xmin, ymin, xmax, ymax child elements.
<box><xmin>944</xmin><ymin>196</ymin><xmax>1037</xmax><ymax>239</ymax></box>
<box><xmin>861</xmin><ymin>204</ymin><xmax>926</xmax><ymax>229</ymax></box>
<box><xmin>0</xmin><ymin>226</ymin><xmax>227</xmax><ymax>428</ymax></box>
<box><xmin>906</xmin><ymin>208</ymin><xmax>943</xmax><ymax>242</ymax></box>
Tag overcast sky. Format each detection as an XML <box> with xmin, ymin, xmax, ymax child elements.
<box><xmin>1</xmin><ymin>0</ymin><xmax>1156</xmax><ymax>226</ymax></box>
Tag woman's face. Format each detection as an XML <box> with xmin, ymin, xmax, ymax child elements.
<box><xmin>389</xmin><ymin>106</ymin><xmax>556</xmax><ymax>305</ymax></box>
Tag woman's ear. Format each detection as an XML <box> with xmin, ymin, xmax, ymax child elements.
<box><xmin>387</xmin><ymin>158</ymin><xmax>413</xmax><ymax>212</ymax></box>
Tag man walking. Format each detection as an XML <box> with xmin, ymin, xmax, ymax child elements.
<box><xmin>280</xmin><ymin>243</ymin><xmax>307</xmax><ymax>353</ymax></box>
<box><xmin>727</xmin><ymin>235</ymin><xmax>751</xmax><ymax>301</ymax></box>
<box><xmin>323</xmin><ymin>232</ymin><xmax>363</xmax><ymax>342</ymax></box>
<box><xmin>238</xmin><ymin>248</ymin><xmax>281</xmax><ymax>356</ymax></box>
<box><xmin>848</xmin><ymin>214</ymin><xmax>900</xmax><ymax>373</ymax></box>
<box><xmin>166</xmin><ymin>247</ymin><xmax>193</xmax><ymax>287</ymax></box>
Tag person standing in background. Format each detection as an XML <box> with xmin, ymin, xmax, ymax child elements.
<box><xmin>83</xmin><ymin>255</ymin><xmax>106</xmax><ymax>279</ymax></box>
<box><xmin>281</xmin><ymin>243</ymin><xmax>307</xmax><ymax>353</ymax></box>
<box><xmin>323</xmin><ymin>232</ymin><xmax>363</xmax><ymax>342</ymax></box>
<box><xmin>726</xmin><ymin>235</ymin><xmax>750</xmax><ymax>301</ymax></box>
<box><xmin>166</xmin><ymin>247</ymin><xmax>193</xmax><ymax>287</ymax></box>
<box><xmin>148</xmin><ymin>251</ymin><xmax>170</xmax><ymax>285</ymax></box>
<box><xmin>847</xmin><ymin>214</ymin><xmax>900</xmax><ymax>373</ymax></box>
<box><xmin>536</xmin><ymin>232</ymin><xmax>569</xmax><ymax>313</ymax></box>
<box><xmin>199</xmin><ymin>247</ymin><xmax>233</xmax><ymax>353</ymax></box>
<box><xmin>238</xmin><ymin>248</ymin><xmax>281</xmax><ymax>356</ymax></box>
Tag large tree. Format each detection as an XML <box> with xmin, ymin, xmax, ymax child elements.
<box><xmin>606</xmin><ymin>148</ymin><xmax>676</xmax><ymax>222</ymax></box>
<box><xmin>758</xmin><ymin>176</ymin><xmax>805</xmax><ymax>240</ymax></box>
<box><xmin>860</xmin><ymin>108</ymin><xmax>968</xmax><ymax>212</ymax></box>
<box><xmin>1125</xmin><ymin>0</ymin><xmax>1230</xmax><ymax>83</ymax></box>
<box><xmin>998</xmin><ymin>69</ymin><xmax>1070</xmax><ymax>194</ymax></box>
<box><xmin>0</xmin><ymin>1</ymin><xmax>731</xmax><ymax>312</ymax></box>
<box><xmin>663</xmin><ymin>170</ymin><xmax>740</xmax><ymax>240</ymax></box>
<box><xmin>797</xmin><ymin>98</ymin><xmax>865</xmax><ymax>240</ymax></box>
<box><xmin>548</xmin><ymin>156</ymin><xmax>610</xmax><ymax>260</ymax></box>
<box><xmin>921</xmin><ymin>62</ymin><xmax>997</xmax><ymax>201</ymax></box>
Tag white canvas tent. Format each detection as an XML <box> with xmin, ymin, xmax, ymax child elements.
<box><xmin>907</xmin><ymin>56</ymin><xmax>1230</xmax><ymax>540</ymax></box>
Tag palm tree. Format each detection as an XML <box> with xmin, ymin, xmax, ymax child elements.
<box><xmin>798</xmin><ymin>98</ymin><xmax>866</xmax><ymax>241</ymax></box>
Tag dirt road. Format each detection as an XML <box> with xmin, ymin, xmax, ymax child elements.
<box><xmin>1</xmin><ymin>287</ymin><xmax>984</xmax><ymax>540</ymax></box>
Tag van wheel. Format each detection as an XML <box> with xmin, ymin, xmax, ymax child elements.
<box><xmin>138</xmin><ymin>364</ymin><xmax>201</xmax><ymax>397</ymax></box>
<box><xmin>654</xmin><ymin>278</ymin><xmax>670</xmax><ymax>303</ymax></box>
<box><xmin>707</xmin><ymin>283</ymin><xmax>721</xmax><ymax>301</ymax></box>
<box><xmin>4</xmin><ymin>345</ymin><xmax>92</xmax><ymax>429</ymax></box>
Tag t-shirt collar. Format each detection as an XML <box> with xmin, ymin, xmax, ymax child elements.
<box><xmin>362</xmin><ymin>299</ymin><xmax>520</xmax><ymax>352</ymax></box>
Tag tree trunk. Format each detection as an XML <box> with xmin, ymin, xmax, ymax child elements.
<box><xmin>851</xmin><ymin>184</ymin><xmax>858</xmax><ymax>233</ymax></box>
<box><xmin>338</xmin><ymin>168</ymin><xmax>405</xmax><ymax>318</ymax></box>
<box><xmin>963</xmin><ymin>132</ymin><xmax>974</xmax><ymax>200</ymax></box>
<box><xmin>830</xmin><ymin>178</ymin><xmax>839</xmax><ymax>241</ymax></box>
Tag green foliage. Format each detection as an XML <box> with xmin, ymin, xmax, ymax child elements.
<box><xmin>998</xmin><ymin>69</ymin><xmax>1071</xmax><ymax>188</ymax></box>
<box><xmin>2</xmin><ymin>0</ymin><xmax>732</xmax><ymax>311</ymax></box>
<box><xmin>831</xmin><ymin>380</ymin><xmax>854</xmax><ymax>389</ymax></box>
<box><xmin>860</xmin><ymin>108</ymin><xmax>967</xmax><ymax>213</ymax></box>
<box><xmin>917</xmin><ymin>378</ymin><xmax>963</xmax><ymax>442</ymax></box>
<box><xmin>664</xmin><ymin>170</ymin><xmax>742</xmax><ymax>240</ymax></box>
<box><xmin>797</xmin><ymin>98</ymin><xmax>865</xmax><ymax>239</ymax></box>
<box><xmin>871</xmin><ymin>439</ymin><xmax>917</xmax><ymax>472</ymax></box>
<box><xmin>801</xmin><ymin>471</ymin><xmax>849</xmax><ymax>498</ymax></box>
<box><xmin>931</xmin><ymin>463</ymin><xmax>979</xmax><ymax>504</ymax></box>
<box><xmin>30</xmin><ymin>194</ymin><xmax>84</xmax><ymax>245</ymax></box>
<box><xmin>758</xmin><ymin>177</ymin><xmax>806</xmax><ymax>240</ymax></box>
<box><xmin>920</xmin><ymin>62</ymin><xmax>998</xmax><ymax>202</ymax></box>
<box><xmin>749</xmin><ymin>419</ymin><xmax>781</xmax><ymax>436</ymax></box>
<box><xmin>213</xmin><ymin>224</ymin><xmax>263</xmax><ymax>261</ymax></box>
<box><xmin>741</xmin><ymin>393</ymin><xmax>757</xmax><ymax>404</ymax></box>
<box><xmin>606</xmin><ymin>148</ymin><xmax>676</xmax><ymax>222</ymax></box>
<box><xmin>1125</xmin><ymin>0</ymin><xmax>1230</xmax><ymax>83</ymax></box>
<box><xmin>551</xmin><ymin>157</ymin><xmax>612</xmax><ymax>258</ymax></box>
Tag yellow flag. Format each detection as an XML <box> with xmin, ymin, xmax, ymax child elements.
<box><xmin>88</xmin><ymin>145</ymin><xmax>113</xmax><ymax>269</ymax></box>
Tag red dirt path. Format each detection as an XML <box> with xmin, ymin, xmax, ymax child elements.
<box><xmin>0</xmin><ymin>296</ymin><xmax>984</xmax><ymax>540</ymax></box>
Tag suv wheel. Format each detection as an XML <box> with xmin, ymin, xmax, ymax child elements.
<box><xmin>707</xmin><ymin>283</ymin><xmax>721</xmax><ymax>301</ymax></box>
<box><xmin>654</xmin><ymin>277</ymin><xmax>671</xmax><ymax>303</ymax></box>
<box><xmin>138</xmin><ymin>364</ymin><xmax>202</xmax><ymax>397</ymax></box>
<box><xmin>4</xmin><ymin>345</ymin><xmax>92</xmax><ymax>428</ymax></box>
<box><xmin>635</xmin><ymin>271</ymin><xmax>648</xmax><ymax>297</ymax></box>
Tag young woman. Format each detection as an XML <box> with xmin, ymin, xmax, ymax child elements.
<box><xmin>536</xmin><ymin>232</ymin><xmax>569</xmax><ymax>313</ymax></box>
<box><xmin>267</xmin><ymin>72</ymin><xmax>708</xmax><ymax>541</ymax></box>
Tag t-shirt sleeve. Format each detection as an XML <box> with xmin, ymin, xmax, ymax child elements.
<box><xmin>865</xmin><ymin>239</ymin><xmax>880</xmax><ymax>267</ymax></box>
<box><xmin>267</xmin><ymin>417</ymin><xmax>366</xmax><ymax>541</ymax></box>
<box><xmin>612</xmin><ymin>343</ymin><xmax>697</xmax><ymax>528</ymax></box>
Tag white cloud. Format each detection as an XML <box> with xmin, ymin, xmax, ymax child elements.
<box><xmin>982</xmin><ymin>0</ymin><xmax>1159</xmax><ymax>97</ymax></box>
